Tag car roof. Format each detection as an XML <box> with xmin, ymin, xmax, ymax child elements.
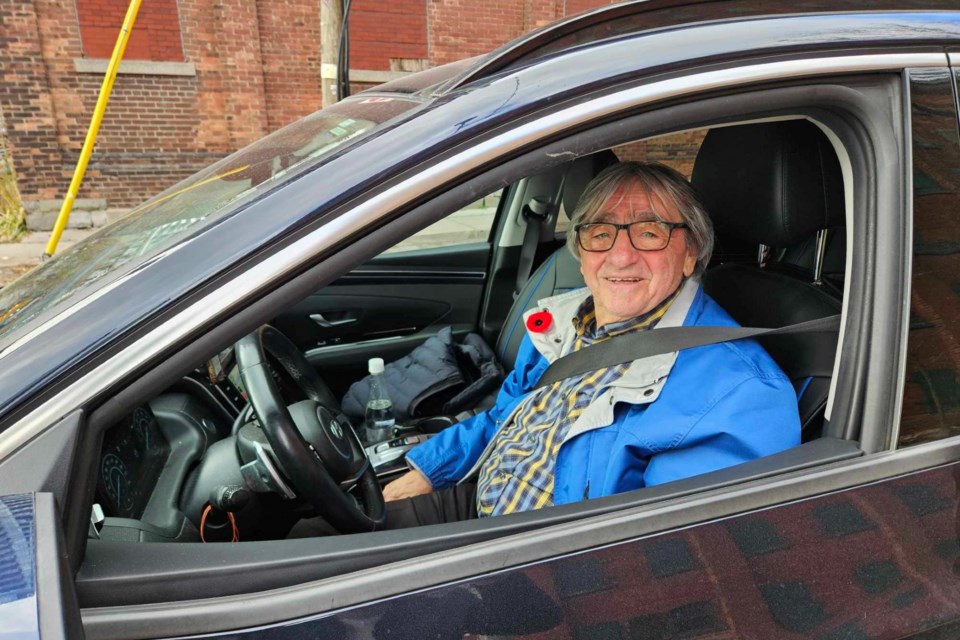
<box><xmin>445</xmin><ymin>0</ymin><xmax>960</xmax><ymax>90</ymax></box>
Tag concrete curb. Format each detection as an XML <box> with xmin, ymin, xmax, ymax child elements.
<box><xmin>23</xmin><ymin>203</ymin><xmax>127</xmax><ymax>232</ymax></box>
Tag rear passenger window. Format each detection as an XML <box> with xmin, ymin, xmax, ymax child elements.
<box><xmin>899</xmin><ymin>68</ymin><xmax>960</xmax><ymax>447</ymax></box>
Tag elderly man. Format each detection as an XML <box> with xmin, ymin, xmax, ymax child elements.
<box><xmin>382</xmin><ymin>161</ymin><xmax>800</xmax><ymax>526</ymax></box>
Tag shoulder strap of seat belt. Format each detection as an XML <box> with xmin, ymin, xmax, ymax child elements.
<box><xmin>514</xmin><ymin>197</ymin><xmax>552</xmax><ymax>296</ymax></box>
<box><xmin>534</xmin><ymin>314</ymin><xmax>841</xmax><ymax>390</ymax></box>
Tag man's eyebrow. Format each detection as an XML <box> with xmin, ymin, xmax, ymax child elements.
<box><xmin>593</xmin><ymin>210</ymin><xmax>662</xmax><ymax>222</ymax></box>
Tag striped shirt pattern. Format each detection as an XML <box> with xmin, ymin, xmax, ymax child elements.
<box><xmin>476</xmin><ymin>290</ymin><xmax>680</xmax><ymax>517</ymax></box>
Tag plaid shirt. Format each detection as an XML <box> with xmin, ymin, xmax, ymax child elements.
<box><xmin>476</xmin><ymin>290</ymin><xmax>680</xmax><ymax>517</ymax></box>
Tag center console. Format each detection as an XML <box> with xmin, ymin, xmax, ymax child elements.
<box><xmin>364</xmin><ymin>415</ymin><xmax>456</xmax><ymax>479</ymax></box>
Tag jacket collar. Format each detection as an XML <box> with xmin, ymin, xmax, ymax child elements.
<box><xmin>524</xmin><ymin>277</ymin><xmax>701</xmax><ymax>363</ymax></box>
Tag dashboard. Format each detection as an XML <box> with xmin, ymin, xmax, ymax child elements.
<box><xmin>92</xmin><ymin>352</ymin><xmax>432</xmax><ymax>542</ymax></box>
<box><xmin>97</xmin><ymin>406</ymin><xmax>170</xmax><ymax>519</ymax></box>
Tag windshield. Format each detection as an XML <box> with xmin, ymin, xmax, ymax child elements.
<box><xmin>0</xmin><ymin>95</ymin><xmax>421</xmax><ymax>344</ymax></box>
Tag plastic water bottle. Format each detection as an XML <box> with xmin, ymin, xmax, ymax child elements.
<box><xmin>364</xmin><ymin>357</ymin><xmax>396</xmax><ymax>445</ymax></box>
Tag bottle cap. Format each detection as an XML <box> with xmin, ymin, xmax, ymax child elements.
<box><xmin>368</xmin><ymin>357</ymin><xmax>385</xmax><ymax>375</ymax></box>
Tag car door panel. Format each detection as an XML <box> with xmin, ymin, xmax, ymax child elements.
<box><xmin>273</xmin><ymin>244</ymin><xmax>491</xmax><ymax>394</ymax></box>
<box><xmin>274</xmin><ymin>263</ymin><xmax>486</xmax><ymax>344</ymax></box>
<box><xmin>275</xmin><ymin>291</ymin><xmax>456</xmax><ymax>348</ymax></box>
<box><xmin>178</xmin><ymin>463</ymin><xmax>960</xmax><ymax>639</ymax></box>
<box><xmin>275</xmin><ymin>245</ymin><xmax>488</xmax><ymax>344</ymax></box>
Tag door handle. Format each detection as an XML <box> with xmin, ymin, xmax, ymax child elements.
<box><xmin>310</xmin><ymin>313</ymin><xmax>357</xmax><ymax>328</ymax></box>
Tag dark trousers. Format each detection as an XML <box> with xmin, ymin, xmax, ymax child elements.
<box><xmin>383</xmin><ymin>482</ymin><xmax>478</xmax><ymax>529</ymax></box>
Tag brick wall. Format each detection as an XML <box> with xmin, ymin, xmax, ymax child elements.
<box><xmin>564</xmin><ymin>0</ymin><xmax>617</xmax><ymax>16</ymax></box>
<box><xmin>2</xmin><ymin>0</ymin><xmax>700</xmax><ymax>211</ymax></box>
<box><xmin>615</xmin><ymin>131</ymin><xmax>708</xmax><ymax>179</ymax></box>
<box><xmin>2</xmin><ymin>0</ymin><xmax>434</xmax><ymax>209</ymax></box>
<box><xmin>257</xmin><ymin>0</ymin><xmax>323</xmax><ymax>130</ymax></box>
<box><xmin>426</xmin><ymin>0</ymin><xmax>612</xmax><ymax>67</ymax></box>
<box><xmin>0</xmin><ymin>0</ymin><xmax>72</xmax><ymax>201</ymax></box>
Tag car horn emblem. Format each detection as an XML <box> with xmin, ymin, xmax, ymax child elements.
<box><xmin>330</xmin><ymin>419</ymin><xmax>344</xmax><ymax>440</ymax></box>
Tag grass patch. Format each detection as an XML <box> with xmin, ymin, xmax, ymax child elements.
<box><xmin>0</xmin><ymin>136</ymin><xmax>26</xmax><ymax>243</ymax></box>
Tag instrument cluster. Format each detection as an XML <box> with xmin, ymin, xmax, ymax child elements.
<box><xmin>97</xmin><ymin>406</ymin><xmax>170</xmax><ymax>519</ymax></box>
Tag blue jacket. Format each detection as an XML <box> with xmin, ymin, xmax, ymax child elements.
<box><xmin>406</xmin><ymin>280</ymin><xmax>801</xmax><ymax>506</ymax></box>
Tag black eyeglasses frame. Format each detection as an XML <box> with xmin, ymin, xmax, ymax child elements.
<box><xmin>574</xmin><ymin>220</ymin><xmax>689</xmax><ymax>252</ymax></box>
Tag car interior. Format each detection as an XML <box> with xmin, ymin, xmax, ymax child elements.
<box><xmin>78</xmin><ymin>112</ymin><xmax>863</xmax><ymax>606</ymax></box>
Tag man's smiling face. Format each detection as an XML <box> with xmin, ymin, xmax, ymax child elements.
<box><xmin>579</xmin><ymin>181</ymin><xmax>698</xmax><ymax>328</ymax></box>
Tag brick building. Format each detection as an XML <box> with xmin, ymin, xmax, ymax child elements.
<box><xmin>0</xmin><ymin>0</ymin><xmax>697</xmax><ymax>216</ymax></box>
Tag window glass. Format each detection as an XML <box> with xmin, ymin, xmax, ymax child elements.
<box><xmin>384</xmin><ymin>190</ymin><xmax>502</xmax><ymax>254</ymax></box>
<box><xmin>0</xmin><ymin>96</ymin><xmax>421</xmax><ymax>344</ymax></box>
<box><xmin>899</xmin><ymin>68</ymin><xmax>960</xmax><ymax>447</ymax></box>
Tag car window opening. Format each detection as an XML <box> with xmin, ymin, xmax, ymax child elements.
<box><xmin>88</xmin><ymin>116</ymin><xmax>849</xmax><ymax>548</ymax></box>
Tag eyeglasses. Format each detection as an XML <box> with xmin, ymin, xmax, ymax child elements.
<box><xmin>575</xmin><ymin>221</ymin><xmax>688</xmax><ymax>252</ymax></box>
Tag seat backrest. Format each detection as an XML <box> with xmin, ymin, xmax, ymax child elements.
<box><xmin>495</xmin><ymin>151</ymin><xmax>617</xmax><ymax>370</ymax></box>
<box><xmin>692</xmin><ymin>120</ymin><xmax>845</xmax><ymax>440</ymax></box>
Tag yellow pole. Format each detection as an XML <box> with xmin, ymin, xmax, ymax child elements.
<box><xmin>44</xmin><ymin>0</ymin><xmax>143</xmax><ymax>258</ymax></box>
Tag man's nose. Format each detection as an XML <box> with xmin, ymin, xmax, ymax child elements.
<box><xmin>607</xmin><ymin>228</ymin><xmax>641</xmax><ymax>264</ymax></box>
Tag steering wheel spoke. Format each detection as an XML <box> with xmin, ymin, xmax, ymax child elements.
<box><xmin>239</xmin><ymin>441</ymin><xmax>297</xmax><ymax>499</ymax></box>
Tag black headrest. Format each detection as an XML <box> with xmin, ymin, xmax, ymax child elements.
<box><xmin>691</xmin><ymin>121</ymin><xmax>844</xmax><ymax>247</ymax></box>
<box><xmin>561</xmin><ymin>150</ymin><xmax>619</xmax><ymax>218</ymax></box>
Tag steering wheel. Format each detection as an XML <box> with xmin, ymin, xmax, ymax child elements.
<box><xmin>235</xmin><ymin>325</ymin><xmax>385</xmax><ymax>533</ymax></box>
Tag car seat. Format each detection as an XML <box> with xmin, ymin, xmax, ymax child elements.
<box><xmin>691</xmin><ymin>120</ymin><xmax>846</xmax><ymax>440</ymax></box>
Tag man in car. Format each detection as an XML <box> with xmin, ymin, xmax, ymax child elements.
<box><xmin>382</xmin><ymin>161</ymin><xmax>800</xmax><ymax>526</ymax></box>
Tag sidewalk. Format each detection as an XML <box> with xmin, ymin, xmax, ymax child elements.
<box><xmin>0</xmin><ymin>228</ymin><xmax>95</xmax><ymax>287</ymax></box>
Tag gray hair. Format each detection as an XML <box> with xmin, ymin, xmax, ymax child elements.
<box><xmin>566</xmin><ymin>161</ymin><xmax>714</xmax><ymax>276</ymax></box>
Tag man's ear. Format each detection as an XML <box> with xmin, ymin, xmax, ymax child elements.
<box><xmin>682</xmin><ymin>248</ymin><xmax>697</xmax><ymax>277</ymax></box>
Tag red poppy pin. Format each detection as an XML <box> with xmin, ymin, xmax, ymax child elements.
<box><xmin>526</xmin><ymin>310</ymin><xmax>553</xmax><ymax>333</ymax></box>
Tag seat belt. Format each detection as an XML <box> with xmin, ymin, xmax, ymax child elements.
<box><xmin>514</xmin><ymin>197</ymin><xmax>552</xmax><ymax>296</ymax></box>
<box><xmin>534</xmin><ymin>314</ymin><xmax>841</xmax><ymax>390</ymax></box>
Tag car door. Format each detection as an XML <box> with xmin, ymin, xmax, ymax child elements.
<box><xmin>75</xmin><ymin>55</ymin><xmax>945</xmax><ymax>640</ymax></box>
<box><xmin>146</xmin><ymin>57</ymin><xmax>960</xmax><ymax>639</ymax></box>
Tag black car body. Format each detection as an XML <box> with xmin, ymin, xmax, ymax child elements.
<box><xmin>2</xmin><ymin>1</ymin><xmax>960</xmax><ymax>638</ymax></box>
